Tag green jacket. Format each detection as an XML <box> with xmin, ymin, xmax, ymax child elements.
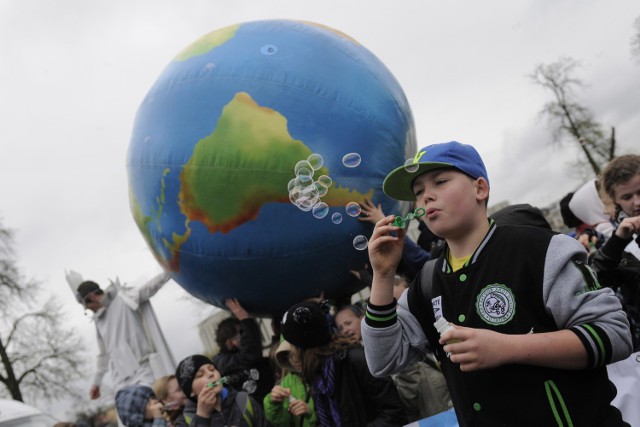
<box><xmin>263</xmin><ymin>373</ymin><xmax>316</xmax><ymax>427</ymax></box>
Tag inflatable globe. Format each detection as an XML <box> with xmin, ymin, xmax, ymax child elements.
<box><xmin>127</xmin><ymin>19</ymin><xmax>416</xmax><ymax>316</ymax></box>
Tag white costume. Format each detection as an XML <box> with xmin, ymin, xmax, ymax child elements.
<box><xmin>66</xmin><ymin>271</ymin><xmax>176</xmax><ymax>392</ymax></box>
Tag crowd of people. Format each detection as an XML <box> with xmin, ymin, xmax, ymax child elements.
<box><xmin>100</xmin><ymin>296</ymin><xmax>451</xmax><ymax>427</ymax></box>
<box><xmin>70</xmin><ymin>143</ymin><xmax>639</xmax><ymax>427</ymax></box>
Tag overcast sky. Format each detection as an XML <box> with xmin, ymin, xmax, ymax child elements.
<box><xmin>1</xmin><ymin>0</ymin><xmax>639</xmax><ymax>418</ymax></box>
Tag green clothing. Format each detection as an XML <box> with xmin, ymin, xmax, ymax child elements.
<box><xmin>263</xmin><ymin>373</ymin><xmax>316</xmax><ymax>427</ymax></box>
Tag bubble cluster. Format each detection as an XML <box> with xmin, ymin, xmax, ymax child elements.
<box><xmin>353</xmin><ymin>235</ymin><xmax>368</xmax><ymax>250</ymax></box>
<box><xmin>288</xmin><ymin>153</ymin><xmax>370</xmax><ymax>251</ymax></box>
<box><xmin>342</xmin><ymin>152</ymin><xmax>361</xmax><ymax>168</ymax></box>
<box><xmin>289</xmin><ymin>153</ymin><xmax>337</xmax><ymax>220</ymax></box>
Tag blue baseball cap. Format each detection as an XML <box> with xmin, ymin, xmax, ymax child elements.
<box><xmin>383</xmin><ymin>141</ymin><xmax>489</xmax><ymax>201</ymax></box>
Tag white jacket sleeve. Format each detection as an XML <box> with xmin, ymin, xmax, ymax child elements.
<box><xmin>92</xmin><ymin>327</ymin><xmax>108</xmax><ymax>386</ymax></box>
<box><xmin>138</xmin><ymin>272</ymin><xmax>171</xmax><ymax>302</ymax></box>
<box><xmin>361</xmin><ymin>290</ymin><xmax>430</xmax><ymax>377</ymax></box>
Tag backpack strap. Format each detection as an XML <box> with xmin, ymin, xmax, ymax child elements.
<box><xmin>420</xmin><ymin>259</ymin><xmax>438</xmax><ymax>301</ymax></box>
<box><xmin>235</xmin><ymin>391</ymin><xmax>254</xmax><ymax>427</ymax></box>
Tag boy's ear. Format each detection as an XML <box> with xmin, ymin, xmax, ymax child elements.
<box><xmin>475</xmin><ymin>177</ymin><xmax>490</xmax><ymax>202</ymax></box>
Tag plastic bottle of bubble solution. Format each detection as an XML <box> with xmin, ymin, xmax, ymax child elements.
<box><xmin>434</xmin><ymin>316</ymin><xmax>460</xmax><ymax>343</ymax></box>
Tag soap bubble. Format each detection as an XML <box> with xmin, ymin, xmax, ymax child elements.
<box><xmin>317</xmin><ymin>175</ymin><xmax>332</xmax><ymax>188</ymax></box>
<box><xmin>299</xmin><ymin>183</ymin><xmax>318</xmax><ymax>197</ymax></box>
<box><xmin>312</xmin><ymin>202</ymin><xmax>329</xmax><ymax>219</ymax></box>
<box><xmin>313</xmin><ymin>181</ymin><xmax>328</xmax><ymax>197</ymax></box>
<box><xmin>242</xmin><ymin>379</ymin><xmax>257</xmax><ymax>394</ymax></box>
<box><xmin>307</xmin><ymin>153</ymin><xmax>324</xmax><ymax>170</ymax></box>
<box><xmin>294</xmin><ymin>175</ymin><xmax>314</xmax><ymax>190</ymax></box>
<box><xmin>353</xmin><ymin>235</ymin><xmax>368</xmax><ymax>250</ymax></box>
<box><xmin>403</xmin><ymin>158</ymin><xmax>420</xmax><ymax>173</ymax></box>
<box><xmin>295</xmin><ymin>197</ymin><xmax>317</xmax><ymax>212</ymax></box>
<box><xmin>345</xmin><ymin>202</ymin><xmax>362</xmax><ymax>217</ymax></box>
<box><xmin>296</xmin><ymin>167</ymin><xmax>313</xmax><ymax>182</ymax></box>
<box><xmin>294</xmin><ymin>160</ymin><xmax>313</xmax><ymax>175</ymax></box>
<box><xmin>331</xmin><ymin>212</ymin><xmax>343</xmax><ymax>224</ymax></box>
<box><xmin>342</xmin><ymin>153</ymin><xmax>361</xmax><ymax>168</ymax></box>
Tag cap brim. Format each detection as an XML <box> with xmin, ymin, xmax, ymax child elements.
<box><xmin>382</xmin><ymin>162</ymin><xmax>454</xmax><ymax>201</ymax></box>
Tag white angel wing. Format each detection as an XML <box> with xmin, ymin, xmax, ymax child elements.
<box><xmin>65</xmin><ymin>269</ymin><xmax>84</xmax><ymax>303</ymax></box>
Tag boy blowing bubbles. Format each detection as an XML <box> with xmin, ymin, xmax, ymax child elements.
<box><xmin>361</xmin><ymin>141</ymin><xmax>633</xmax><ymax>426</ymax></box>
<box><xmin>115</xmin><ymin>385</ymin><xmax>166</xmax><ymax>427</ymax></box>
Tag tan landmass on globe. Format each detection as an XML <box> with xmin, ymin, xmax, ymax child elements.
<box><xmin>174</xmin><ymin>24</ymin><xmax>240</xmax><ymax>62</ymax></box>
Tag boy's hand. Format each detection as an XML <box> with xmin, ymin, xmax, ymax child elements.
<box><xmin>367</xmin><ymin>215</ymin><xmax>406</xmax><ymax>277</ymax></box>
<box><xmin>269</xmin><ymin>385</ymin><xmax>290</xmax><ymax>403</ymax></box>
<box><xmin>615</xmin><ymin>216</ymin><xmax>640</xmax><ymax>240</ymax></box>
<box><xmin>196</xmin><ymin>383</ymin><xmax>222</xmax><ymax>417</ymax></box>
<box><xmin>443</xmin><ymin>326</ymin><xmax>589</xmax><ymax>371</ymax></box>
<box><xmin>149</xmin><ymin>400</ymin><xmax>164</xmax><ymax>419</ymax></box>
<box><xmin>441</xmin><ymin>326</ymin><xmax>507</xmax><ymax>372</ymax></box>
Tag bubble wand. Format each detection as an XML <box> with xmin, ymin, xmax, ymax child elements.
<box><xmin>207</xmin><ymin>369</ymin><xmax>260</xmax><ymax>392</ymax></box>
<box><xmin>392</xmin><ymin>208</ymin><xmax>426</xmax><ymax>228</ymax></box>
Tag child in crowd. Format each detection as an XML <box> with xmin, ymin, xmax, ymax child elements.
<box><xmin>152</xmin><ymin>375</ymin><xmax>186</xmax><ymax>427</ymax></box>
<box><xmin>281</xmin><ymin>300</ymin><xmax>407</xmax><ymax>426</ymax></box>
<box><xmin>174</xmin><ymin>355</ymin><xmax>269</xmax><ymax>427</ymax></box>
<box><xmin>590</xmin><ymin>154</ymin><xmax>640</xmax><ymax>425</ymax></box>
<box><xmin>361</xmin><ymin>141</ymin><xmax>632</xmax><ymax>426</ymax></box>
<box><xmin>333</xmin><ymin>304</ymin><xmax>364</xmax><ymax>343</ymax></box>
<box><xmin>263</xmin><ymin>338</ymin><xmax>316</xmax><ymax>427</ymax></box>
<box><xmin>115</xmin><ymin>385</ymin><xmax>167</xmax><ymax>427</ymax></box>
<box><xmin>212</xmin><ymin>298</ymin><xmax>275</xmax><ymax>402</ymax></box>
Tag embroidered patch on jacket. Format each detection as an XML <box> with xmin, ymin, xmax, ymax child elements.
<box><xmin>475</xmin><ymin>284</ymin><xmax>515</xmax><ymax>325</ymax></box>
<box><xmin>572</xmin><ymin>260</ymin><xmax>602</xmax><ymax>295</ymax></box>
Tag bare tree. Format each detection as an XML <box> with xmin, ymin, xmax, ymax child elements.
<box><xmin>0</xmin><ymin>218</ymin><xmax>87</xmax><ymax>403</ymax></box>
<box><xmin>530</xmin><ymin>57</ymin><xmax>615</xmax><ymax>177</ymax></box>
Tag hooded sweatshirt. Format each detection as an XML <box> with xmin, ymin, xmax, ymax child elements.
<box><xmin>115</xmin><ymin>385</ymin><xmax>167</xmax><ymax>427</ymax></box>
